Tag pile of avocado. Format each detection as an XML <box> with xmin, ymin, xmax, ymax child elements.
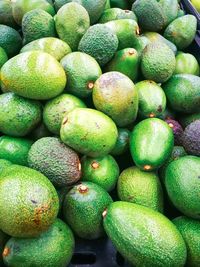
<box><xmin>0</xmin><ymin>0</ymin><xmax>200</xmax><ymax>266</ymax></box>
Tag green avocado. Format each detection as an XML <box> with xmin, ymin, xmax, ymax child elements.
<box><xmin>0</xmin><ymin>0</ymin><xmax>18</xmax><ymax>28</ymax></box>
<box><xmin>63</xmin><ymin>182</ymin><xmax>113</xmax><ymax>239</ymax></box>
<box><xmin>0</xmin><ymin>136</ymin><xmax>33</xmax><ymax>166</ymax></box>
<box><xmin>60</xmin><ymin>108</ymin><xmax>118</xmax><ymax>157</ymax></box>
<box><xmin>104</xmin><ymin>48</ymin><xmax>139</xmax><ymax>81</ymax></box>
<box><xmin>164</xmin><ymin>15</ymin><xmax>197</xmax><ymax>49</ymax></box>
<box><xmin>173</xmin><ymin>216</ymin><xmax>200</xmax><ymax>267</ymax></box>
<box><xmin>163</xmin><ymin>74</ymin><xmax>200</xmax><ymax>113</ymax></box>
<box><xmin>93</xmin><ymin>72</ymin><xmax>138</xmax><ymax>127</ymax></box>
<box><xmin>99</xmin><ymin>8</ymin><xmax>137</xmax><ymax>23</ymax></box>
<box><xmin>130</xmin><ymin>118</ymin><xmax>174</xmax><ymax>171</ymax></box>
<box><xmin>165</xmin><ymin>156</ymin><xmax>200</xmax><ymax>219</ymax></box>
<box><xmin>81</xmin><ymin>155</ymin><xmax>119</xmax><ymax>192</ymax></box>
<box><xmin>136</xmin><ymin>80</ymin><xmax>166</xmax><ymax>119</ymax></box>
<box><xmin>111</xmin><ymin>128</ymin><xmax>130</xmax><ymax>156</ymax></box>
<box><xmin>3</xmin><ymin>219</ymin><xmax>74</xmax><ymax>267</ymax></box>
<box><xmin>0</xmin><ymin>47</ymin><xmax>8</xmax><ymax>69</ymax></box>
<box><xmin>174</xmin><ymin>52</ymin><xmax>200</xmax><ymax>76</ymax></box>
<box><xmin>0</xmin><ymin>159</ymin><xmax>12</xmax><ymax>175</ymax></box>
<box><xmin>159</xmin><ymin>0</ymin><xmax>179</xmax><ymax>26</ymax></box>
<box><xmin>28</xmin><ymin>137</ymin><xmax>81</xmax><ymax>187</ymax></box>
<box><xmin>61</xmin><ymin>52</ymin><xmax>102</xmax><ymax>98</ymax></box>
<box><xmin>0</xmin><ymin>92</ymin><xmax>42</xmax><ymax>137</ymax></box>
<box><xmin>0</xmin><ymin>165</ymin><xmax>59</xmax><ymax>237</ymax></box>
<box><xmin>43</xmin><ymin>93</ymin><xmax>86</xmax><ymax>135</ymax></box>
<box><xmin>103</xmin><ymin>201</ymin><xmax>187</xmax><ymax>266</ymax></box>
<box><xmin>117</xmin><ymin>166</ymin><xmax>164</xmax><ymax>212</ymax></box>
<box><xmin>78</xmin><ymin>24</ymin><xmax>119</xmax><ymax>66</ymax></box>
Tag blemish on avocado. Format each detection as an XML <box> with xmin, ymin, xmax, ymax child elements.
<box><xmin>33</xmin><ymin>204</ymin><xmax>50</xmax><ymax>225</ymax></box>
<box><xmin>3</xmin><ymin>247</ymin><xmax>10</xmax><ymax>257</ymax></box>
<box><xmin>31</xmin><ymin>199</ymin><xmax>37</xmax><ymax>204</ymax></box>
<box><xmin>157</xmin><ymin>105</ymin><xmax>163</xmax><ymax>112</ymax></box>
<box><xmin>62</xmin><ymin>117</ymin><xmax>68</xmax><ymax>125</ymax></box>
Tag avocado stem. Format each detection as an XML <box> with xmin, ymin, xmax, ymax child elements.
<box><xmin>87</xmin><ymin>82</ymin><xmax>94</xmax><ymax>90</ymax></box>
<box><xmin>168</xmin><ymin>123</ymin><xmax>174</xmax><ymax>128</ymax></box>
<box><xmin>3</xmin><ymin>247</ymin><xmax>10</xmax><ymax>257</ymax></box>
<box><xmin>128</xmin><ymin>49</ymin><xmax>135</xmax><ymax>55</ymax></box>
<box><xmin>91</xmin><ymin>161</ymin><xmax>99</xmax><ymax>169</ymax></box>
<box><xmin>78</xmin><ymin>184</ymin><xmax>88</xmax><ymax>194</ymax></box>
<box><xmin>144</xmin><ymin>165</ymin><xmax>152</xmax><ymax>171</ymax></box>
<box><xmin>149</xmin><ymin>113</ymin><xmax>155</xmax><ymax>118</ymax></box>
<box><xmin>102</xmin><ymin>209</ymin><xmax>107</xmax><ymax>218</ymax></box>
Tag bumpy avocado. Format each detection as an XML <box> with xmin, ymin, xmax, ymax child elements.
<box><xmin>182</xmin><ymin>120</ymin><xmax>200</xmax><ymax>156</ymax></box>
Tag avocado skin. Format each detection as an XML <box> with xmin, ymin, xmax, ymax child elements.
<box><xmin>165</xmin><ymin>119</ymin><xmax>183</xmax><ymax>145</ymax></box>
<box><xmin>174</xmin><ymin>52</ymin><xmax>200</xmax><ymax>76</ymax></box>
<box><xmin>0</xmin><ymin>165</ymin><xmax>59</xmax><ymax>237</ymax></box>
<box><xmin>117</xmin><ymin>166</ymin><xmax>164</xmax><ymax>212</ymax></box>
<box><xmin>130</xmin><ymin>118</ymin><xmax>174</xmax><ymax>170</ymax></box>
<box><xmin>28</xmin><ymin>137</ymin><xmax>81</xmax><ymax>187</ymax></box>
<box><xmin>165</xmin><ymin>156</ymin><xmax>200</xmax><ymax>219</ymax></box>
<box><xmin>179</xmin><ymin>113</ymin><xmax>200</xmax><ymax>128</ymax></box>
<box><xmin>63</xmin><ymin>182</ymin><xmax>113</xmax><ymax>239</ymax></box>
<box><xmin>103</xmin><ymin>201</ymin><xmax>187</xmax><ymax>267</ymax></box>
<box><xmin>111</xmin><ymin>128</ymin><xmax>130</xmax><ymax>156</ymax></box>
<box><xmin>159</xmin><ymin>0</ymin><xmax>179</xmax><ymax>26</ymax></box>
<box><xmin>0</xmin><ymin>136</ymin><xmax>33</xmax><ymax>166</ymax></box>
<box><xmin>173</xmin><ymin>216</ymin><xmax>200</xmax><ymax>267</ymax></box>
<box><xmin>182</xmin><ymin>120</ymin><xmax>200</xmax><ymax>156</ymax></box>
<box><xmin>0</xmin><ymin>159</ymin><xmax>12</xmax><ymax>174</ymax></box>
<box><xmin>163</xmin><ymin>74</ymin><xmax>200</xmax><ymax>114</ymax></box>
<box><xmin>99</xmin><ymin>8</ymin><xmax>137</xmax><ymax>23</ymax></box>
<box><xmin>3</xmin><ymin>219</ymin><xmax>74</xmax><ymax>267</ymax></box>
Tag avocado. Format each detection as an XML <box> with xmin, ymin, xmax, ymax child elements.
<box><xmin>63</xmin><ymin>182</ymin><xmax>113</xmax><ymax>239</ymax></box>
<box><xmin>30</xmin><ymin>122</ymin><xmax>51</xmax><ymax>141</ymax></box>
<box><xmin>20</xmin><ymin>37</ymin><xmax>72</xmax><ymax>61</ymax></box>
<box><xmin>28</xmin><ymin>137</ymin><xmax>81</xmax><ymax>187</ymax></box>
<box><xmin>93</xmin><ymin>72</ymin><xmax>138</xmax><ymax>127</ymax></box>
<box><xmin>78</xmin><ymin>24</ymin><xmax>118</xmax><ymax>66</ymax></box>
<box><xmin>104</xmin><ymin>48</ymin><xmax>139</xmax><ymax>82</ymax></box>
<box><xmin>12</xmin><ymin>0</ymin><xmax>55</xmax><ymax>25</ymax></box>
<box><xmin>133</xmin><ymin>35</ymin><xmax>150</xmax><ymax>55</ymax></box>
<box><xmin>61</xmin><ymin>52</ymin><xmax>102</xmax><ymax>98</ymax></box>
<box><xmin>99</xmin><ymin>8</ymin><xmax>137</xmax><ymax>23</ymax></box>
<box><xmin>117</xmin><ymin>166</ymin><xmax>164</xmax><ymax>212</ymax></box>
<box><xmin>163</xmin><ymin>74</ymin><xmax>200</xmax><ymax>114</ymax></box>
<box><xmin>43</xmin><ymin>93</ymin><xmax>86</xmax><ymax>135</ymax></box>
<box><xmin>0</xmin><ymin>136</ymin><xmax>33</xmax><ymax>166</ymax></box>
<box><xmin>0</xmin><ymin>159</ymin><xmax>12</xmax><ymax>175</ymax></box>
<box><xmin>173</xmin><ymin>216</ymin><xmax>200</xmax><ymax>267</ymax></box>
<box><xmin>136</xmin><ymin>80</ymin><xmax>166</xmax><ymax>119</ymax></box>
<box><xmin>1</xmin><ymin>51</ymin><xmax>67</xmax><ymax>100</ymax></box>
<box><xmin>0</xmin><ymin>24</ymin><xmax>22</xmax><ymax>58</ymax></box>
<box><xmin>103</xmin><ymin>201</ymin><xmax>187</xmax><ymax>266</ymax></box>
<box><xmin>165</xmin><ymin>155</ymin><xmax>200</xmax><ymax>219</ymax></box>
<box><xmin>130</xmin><ymin>118</ymin><xmax>174</xmax><ymax>171</ymax></box>
<box><xmin>111</xmin><ymin>128</ymin><xmax>130</xmax><ymax>156</ymax></box>
<box><xmin>165</xmin><ymin>119</ymin><xmax>183</xmax><ymax>145</ymax></box>
<box><xmin>159</xmin><ymin>0</ymin><xmax>179</xmax><ymax>26</ymax></box>
<box><xmin>164</xmin><ymin>15</ymin><xmax>197</xmax><ymax>49</ymax></box>
<box><xmin>0</xmin><ymin>165</ymin><xmax>59</xmax><ymax>237</ymax></box>
<box><xmin>3</xmin><ymin>219</ymin><xmax>74</xmax><ymax>267</ymax></box>
<box><xmin>0</xmin><ymin>0</ymin><xmax>18</xmax><ymax>28</ymax></box>
<box><xmin>0</xmin><ymin>47</ymin><xmax>8</xmax><ymax>69</ymax></box>
<box><xmin>105</xmin><ymin>19</ymin><xmax>139</xmax><ymax>50</ymax></box>
<box><xmin>81</xmin><ymin>155</ymin><xmax>119</xmax><ymax>192</ymax></box>
<box><xmin>0</xmin><ymin>92</ymin><xmax>42</xmax><ymax>137</ymax></box>
<box><xmin>60</xmin><ymin>108</ymin><xmax>118</xmax><ymax>157</ymax></box>
<box><xmin>54</xmin><ymin>0</ymin><xmax>107</xmax><ymax>24</ymax></box>
<box><xmin>141</xmin><ymin>42</ymin><xmax>176</xmax><ymax>83</ymax></box>
<box><xmin>182</xmin><ymin>120</ymin><xmax>200</xmax><ymax>156</ymax></box>
<box><xmin>55</xmin><ymin>2</ymin><xmax>90</xmax><ymax>51</ymax></box>
<box><xmin>132</xmin><ymin>0</ymin><xmax>166</xmax><ymax>32</ymax></box>
<box><xmin>174</xmin><ymin>52</ymin><xmax>200</xmax><ymax>76</ymax></box>
<box><xmin>22</xmin><ymin>9</ymin><xmax>56</xmax><ymax>44</ymax></box>
<box><xmin>179</xmin><ymin>112</ymin><xmax>200</xmax><ymax>128</ymax></box>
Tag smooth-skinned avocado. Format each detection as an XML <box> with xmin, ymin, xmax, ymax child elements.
<box><xmin>0</xmin><ymin>165</ymin><xmax>59</xmax><ymax>237</ymax></box>
<box><xmin>130</xmin><ymin>118</ymin><xmax>174</xmax><ymax>171</ymax></box>
<box><xmin>173</xmin><ymin>216</ymin><xmax>200</xmax><ymax>267</ymax></box>
<box><xmin>136</xmin><ymin>80</ymin><xmax>167</xmax><ymax>119</ymax></box>
<box><xmin>164</xmin><ymin>15</ymin><xmax>197</xmax><ymax>49</ymax></box>
<box><xmin>99</xmin><ymin>8</ymin><xmax>137</xmax><ymax>23</ymax></box>
<box><xmin>1</xmin><ymin>51</ymin><xmax>67</xmax><ymax>100</ymax></box>
<box><xmin>174</xmin><ymin>52</ymin><xmax>200</xmax><ymax>76</ymax></box>
<box><xmin>182</xmin><ymin>120</ymin><xmax>200</xmax><ymax>156</ymax></box>
<box><xmin>78</xmin><ymin>24</ymin><xmax>119</xmax><ymax>66</ymax></box>
<box><xmin>165</xmin><ymin>155</ymin><xmax>200</xmax><ymax>219</ymax></box>
<box><xmin>63</xmin><ymin>182</ymin><xmax>113</xmax><ymax>239</ymax></box>
<box><xmin>20</xmin><ymin>37</ymin><xmax>72</xmax><ymax>61</ymax></box>
<box><xmin>60</xmin><ymin>108</ymin><xmax>118</xmax><ymax>157</ymax></box>
<box><xmin>163</xmin><ymin>74</ymin><xmax>200</xmax><ymax>114</ymax></box>
<box><xmin>28</xmin><ymin>137</ymin><xmax>81</xmax><ymax>187</ymax></box>
<box><xmin>0</xmin><ymin>92</ymin><xmax>42</xmax><ymax>137</ymax></box>
<box><xmin>111</xmin><ymin>128</ymin><xmax>130</xmax><ymax>156</ymax></box>
<box><xmin>55</xmin><ymin>2</ymin><xmax>90</xmax><ymax>51</ymax></box>
<box><xmin>61</xmin><ymin>52</ymin><xmax>102</xmax><ymax>98</ymax></box>
<box><xmin>93</xmin><ymin>72</ymin><xmax>138</xmax><ymax>127</ymax></box>
<box><xmin>141</xmin><ymin>41</ymin><xmax>176</xmax><ymax>83</ymax></box>
<box><xmin>22</xmin><ymin>9</ymin><xmax>56</xmax><ymax>44</ymax></box>
<box><xmin>103</xmin><ymin>201</ymin><xmax>187</xmax><ymax>267</ymax></box>
<box><xmin>117</xmin><ymin>166</ymin><xmax>164</xmax><ymax>212</ymax></box>
<box><xmin>43</xmin><ymin>93</ymin><xmax>86</xmax><ymax>135</ymax></box>
<box><xmin>81</xmin><ymin>155</ymin><xmax>119</xmax><ymax>192</ymax></box>
<box><xmin>3</xmin><ymin>219</ymin><xmax>74</xmax><ymax>267</ymax></box>
<box><xmin>0</xmin><ymin>136</ymin><xmax>33</xmax><ymax>166</ymax></box>
<box><xmin>105</xmin><ymin>48</ymin><xmax>139</xmax><ymax>82</ymax></box>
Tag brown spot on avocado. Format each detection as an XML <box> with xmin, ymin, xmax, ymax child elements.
<box><xmin>3</xmin><ymin>247</ymin><xmax>10</xmax><ymax>257</ymax></box>
<box><xmin>157</xmin><ymin>105</ymin><xmax>163</xmax><ymax>113</ymax></box>
<box><xmin>33</xmin><ymin>204</ymin><xmax>50</xmax><ymax>225</ymax></box>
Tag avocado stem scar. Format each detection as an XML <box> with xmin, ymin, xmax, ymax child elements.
<box><xmin>102</xmin><ymin>209</ymin><xmax>107</xmax><ymax>218</ymax></box>
<box><xmin>168</xmin><ymin>123</ymin><xmax>174</xmax><ymax>128</ymax></box>
<box><xmin>78</xmin><ymin>184</ymin><xmax>88</xmax><ymax>194</ymax></box>
<box><xmin>149</xmin><ymin>113</ymin><xmax>155</xmax><ymax>118</ymax></box>
<box><xmin>144</xmin><ymin>165</ymin><xmax>152</xmax><ymax>171</ymax></box>
<box><xmin>136</xmin><ymin>27</ymin><xmax>140</xmax><ymax>35</ymax></box>
<box><xmin>87</xmin><ymin>82</ymin><xmax>94</xmax><ymax>90</ymax></box>
<box><xmin>91</xmin><ymin>161</ymin><xmax>99</xmax><ymax>169</ymax></box>
<box><xmin>3</xmin><ymin>247</ymin><xmax>10</xmax><ymax>257</ymax></box>
<box><xmin>129</xmin><ymin>49</ymin><xmax>135</xmax><ymax>55</ymax></box>
<box><xmin>78</xmin><ymin>162</ymin><xmax>81</xmax><ymax>171</ymax></box>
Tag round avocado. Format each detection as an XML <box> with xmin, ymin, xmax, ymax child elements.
<box><xmin>0</xmin><ymin>165</ymin><xmax>59</xmax><ymax>237</ymax></box>
<box><xmin>182</xmin><ymin>120</ymin><xmax>200</xmax><ymax>156</ymax></box>
<box><xmin>28</xmin><ymin>137</ymin><xmax>81</xmax><ymax>187</ymax></box>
